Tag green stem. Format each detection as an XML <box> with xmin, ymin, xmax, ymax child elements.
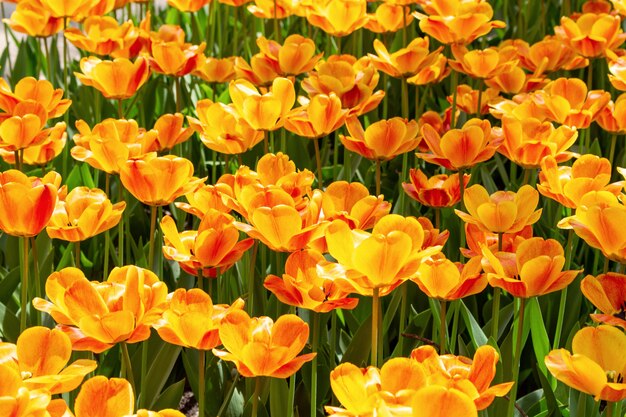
<box><xmin>14</xmin><ymin>150</ymin><xmax>21</xmax><ymax>172</ymax></box>
<box><xmin>42</xmin><ymin>37</ymin><xmax>52</xmax><ymax>82</ymax></box>
<box><xmin>118</xmin><ymin>99</ymin><xmax>124</xmax><ymax>119</ymax></box>
<box><xmin>63</xmin><ymin>18</ymin><xmax>68</xmax><ymax>103</ymax></box>
<box><xmin>552</xmin><ymin>229</ymin><xmax>574</xmax><ymax>350</ymax></box>
<box><xmin>74</xmin><ymin>241</ymin><xmax>80</xmax><ymax>268</ymax></box>
<box><xmin>606</xmin><ymin>402</ymin><xmax>614</xmax><ymax>417</ymax></box>
<box><xmin>439</xmin><ymin>299</ymin><xmax>447</xmax><ymax>353</ymax></box>
<box><xmin>371</xmin><ymin>287</ymin><xmax>380</xmax><ymax>366</ymax></box>
<box><xmin>398</xmin><ymin>284</ymin><xmax>407</xmax><ymax>355</ymax></box>
<box><xmin>273</xmin><ymin>0</ymin><xmax>280</xmax><ymax>42</ymax></box>
<box><xmin>248</xmin><ymin>242</ymin><xmax>258</xmax><ymax>315</ymax></box>
<box><xmin>175</xmin><ymin>77</ymin><xmax>182</xmax><ymax>113</ymax></box>
<box><xmin>310</xmin><ymin>312</ymin><xmax>320</xmax><ymax>417</ymax></box>
<box><xmin>251</xmin><ymin>377</ymin><xmax>262</xmax><ymax>417</ymax></box>
<box><xmin>315</xmin><ymin>137</ymin><xmax>323</xmax><ymax>188</ymax></box>
<box><xmin>476</xmin><ymin>80</ymin><xmax>484</xmax><ymax>116</ymax></box>
<box><xmin>19</xmin><ymin>237</ymin><xmax>29</xmax><ymax>333</ymax></box>
<box><xmin>232</xmin><ymin>6</ymin><xmax>239</xmax><ymax>55</ymax></box>
<box><xmin>103</xmin><ymin>174</ymin><xmax>111</xmax><ymax>279</ymax></box>
<box><xmin>148</xmin><ymin>205</ymin><xmax>157</xmax><ymax>271</ymax></box>
<box><xmin>118</xmin><ymin>184</ymin><xmax>125</xmax><ymax>266</ymax></box>
<box><xmin>288</xmin><ymin>374</ymin><xmax>296</xmax><ymax>417</ymax></box>
<box><xmin>139</xmin><ymin>340</ymin><xmax>148</xmax><ymax>408</ymax></box>
<box><xmin>507</xmin><ymin>297</ymin><xmax>526</xmax><ymax>417</ymax></box>
<box><xmin>458</xmin><ymin>168</ymin><xmax>466</xmax><ymax>256</ymax></box>
<box><xmin>375</xmin><ymin>159</ymin><xmax>381</xmax><ymax>196</ymax></box>
<box><xmin>120</xmin><ymin>342</ymin><xmax>136</xmax><ymax>395</ymax></box>
<box><xmin>198</xmin><ymin>350</ymin><xmax>206</xmax><ymax>417</ymax></box>
<box><xmin>450</xmin><ymin>70</ymin><xmax>459</xmax><ymax>128</ymax></box>
<box><xmin>31</xmin><ymin>237</ymin><xmax>41</xmax><ymax>326</ymax></box>
<box><xmin>608</xmin><ymin>134</ymin><xmax>618</xmax><ymax>173</ymax></box>
<box><xmin>492</xmin><ymin>233</ymin><xmax>503</xmax><ymax>341</ymax></box>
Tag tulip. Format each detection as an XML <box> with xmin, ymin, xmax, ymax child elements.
<box><xmin>555</xmin><ymin>13</ymin><xmax>626</xmax><ymax>58</ymax></box>
<box><xmin>0</xmin><ymin>326</ymin><xmax>97</xmax><ymax>394</ymax></box>
<box><xmin>3</xmin><ymin>0</ymin><xmax>64</xmax><ymax>38</ymax></box>
<box><xmin>581</xmin><ymin>273</ymin><xmax>626</xmax><ymax>329</ymax></box>
<box><xmin>120</xmin><ymin>154</ymin><xmax>204</xmax><ymax>206</ymax></box>
<box><xmin>153</xmin><ymin>289</ymin><xmax>245</xmax><ymax>349</ymax></box>
<box><xmin>514</xmin><ymin>36</ymin><xmax>588</xmax><ymax>76</ymax></box>
<box><xmin>539</xmin><ymin>78</ymin><xmax>610</xmax><ymax>128</ymax></box>
<box><xmin>413</xmin><ymin>256</ymin><xmax>487</xmax><ymax>300</ymax></box>
<box><xmin>46</xmin><ymin>186</ymin><xmax>125</xmax><ymax>242</ymax></box>
<box><xmin>340</xmin><ymin>116</ymin><xmax>420</xmax><ymax>161</ymax></box>
<box><xmin>247</xmin><ymin>0</ymin><xmax>293</xmax><ymax>19</ymax></box>
<box><xmin>320</xmin><ymin>181</ymin><xmax>390</xmax><ymax>229</ymax></box>
<box><xmin>608</xmin><ymin>57</ymin><xmax>626</xmax><ymax>91</ymax></box>
<box><xmin>264</xmin><ymin>249</ymin><xmax>359</xmax><ymax>312</ymax></box>
<box><xmin>306</xmin><ymin>0</ymin><xmax>368</xmax><ymax>37</ymax></box>
<box><xmin>0</xmin><ymin>77</ymin><xmax>70</xmax><ymax>120</ymax></box>
<box><xmin>175</xmin><ymin>183</ymin><xmax>233</xmax><ymax>218</ymax></box>
<box><xmin>0</xmin><ymin>170</ymin><xmax>59</xmax><ymax>237</ymax></box>
<box><xmin>160</xmin><ymin>210</ymin><xmax>254</xmax><ymax>277</ymax></box>
<box><xmin>256</xmin><ymin>34</ymin><xmax>323</xmax><ymax>76</ymax></box>
<box><xmin>484</xmin><ymin>66</ymin><xmax>528</xmax><ymax>94</ymax></box>
<box><xmin>461</xmin><ymin>224</ymin><xmax>533</xmax><ymax>258</ymax></box>
<box><xmin>0</xmin><ymin>104</ymin><xmax>54</xmax><ymax>152</ymax></box>
<box><xmin>167</xmin><ymin>0</ymin><xmax>209</xmax><ymax>12</ymax></box>
<box><xmin>538</xmin><ymin>155</ymin><xmax>623</xmax><ymax>209</ymax></box>
<box><xmin>403</xmin><ymin>169</ymin><xmax>470</xmax><ymax>208</ymax></box>
<box><xmin>234</xmin><ymin>54</ymin><xmax>281</xmax><ymax>87</ymax></box>
<box><xmin>456</xmin><ymin>184</ymin><xmax>542</xmax><ymax>235</ymax></box>
<box><xmin>76</xmin><ymin>56</ymin><xmax>151</xmax><ymax>100</ymax></box>
<box><xmin>74</xmin><ymin>376</ymin><xmax>134</xmax><ymax>417</ymax></box>
<box><xmin>33</xmin><ymin>266</ymin><xmax>168</xmax><ymax>353</ymax></box>
<box><xmin>418</xmin><ymin>118</ymin><xmax>501</xmax><ymax>171</ymax></box>
<box><xmin>368</xmin><ymin>37</ymin><xmax>443</xmax><ymax>79</ymax></box>
<box><xmin>229</xmin><ymin>77</ymin><xmax>295</xmax><ymax>131</ymax></box>
<box><xmin>212</xmin><ymin>310</ymin><xmax>316</xmax><ymax>378</ymax></box>
<box><xmin>365</xmin><ymin>3</ymin><xmax>413</xmax><ymax>33</ymax></box>
<box><xmin>546</xmin><ymin>325</ymin><xmax>626</xmax><ymax>401</ymax></box>
<box><xmin>447</xmin><ymin>84</ymin><xmax>500</xmax><ymax>115</ymax></box>
<box><xmin>0</xmin><ymin>123</ymin><xmax>66</xmax><ymax>167</ymax></box>
<box><xmin>38</xmin><ymin>0</ymin><xmax>99</xmax><ymax>19</ymax></box>
<box><xmin>0</xmin><ymin>364</ymin><xmax>54</xmax><ymax>417</ymax></box>
<box><xmin>193</xmin><ymin>56</ymin><xmax>237</xmax><ymax>84</ymax></box>
<box><xmin>597</xmin><ymin>93</ymin><xmax>626</xmax><ymax>133</ymax></box>
<box><xmin>64</xmin><ymin>16</ymin><xmax>139</xmax><ymax>56</ymax></box>
<box><xmin>142</xmin><ymin>113</ymin><xmax>194</xmax><ymax>153</ymax></box>
<box><xmin>284</xmin><ymin>93</ymin><xmax>348</xmax><ymax>139</ymax></box>
<box><xmin>449</xmin><ymin>45</ymin><xmax>518</xmax><ymax>80</ymax></box>
<box><xmin>148</xmin><ymin>41</ymin><xmax>206</xmax><ymax>77</ymax></box>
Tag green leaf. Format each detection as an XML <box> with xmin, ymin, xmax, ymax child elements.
<box><xmin>0</xmin><ymin>302</ymin><xmax>19</xmax><ymax>342</ymax></box>
<box><xmin>460</xmin><ymin>300</ymin><xmax>487</xmax><ymax>348</ymax></box>
<box><xmin>341</xmin><ymin>316</ymin><xmax>371</xmax><ymax>366</ymax></box>
<box><xmin>536</xmin><ymin>364</ymin><xmax>562</xmax><ymax>417</ymax></box>
<box><xmin>152</xmin><ymin>379</ymin><xmax>186</xmax><ymax>411</ymax></box>
<box><xmin>269</xmin><ymin>378</ymin><xmax>289</xmax><ymax>417</ymax></box>
<box><xmin>142</xmin><ymin>340</ymin><xmax>182</xmax><ymax>409</ymax></box>
<box><xmin>528</xmin><ymin>297</ymin><xmax>550</xmax><ymax>375</ymax></box>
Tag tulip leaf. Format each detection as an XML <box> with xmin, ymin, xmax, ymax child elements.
<box><xmin>341</xmin><ymin>316</ymin><xmax>371</xmax><ymax>366</ymax></box>
<box><xmin>535</xmin><ymin>364</ymin><xmax>562</xmax><ymax>417</ymax></box>
<box><xmin>79</xmin><ymin>163</ymin><xmax>96</xmax><ymax>189</ymax></box>
<box><xmin>527</xmin><ymin>297</ymin><xmax>550</xmax><ymax>375</ymax></box>
<box><xmin>0</xmin><ymin>266</ymin><xmax>19</xmax><ymax>304</ymax></box>
<box><xmin>152</xmin><ymin>379</ymin><xmax>186</xmax><ymax>411</ymax></box>
<box><xmin>0</xmin><ymin>302</ymin><xmax>19</xmax><ymax>342</ymax></box>
<box><xmin>143</xmin><ymin>340</ymin><xmax>182</xmax><ymax>409</ymax></box>
<box><xmin>269</xmin><ymin>377</ymin><xmax>289</xmax><ymax>417</ymax></box>
<box><xmin>459</xmin><ymin>300</ymin><xmax>488</xmax><ymax>348</ymax></box>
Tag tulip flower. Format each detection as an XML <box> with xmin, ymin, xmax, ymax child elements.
<box><xmin>365</xmin><ymin>3</ymin><xmax>413</xmax><ymax>33</ymax></box>
<box><xmin>320</xmin><ymin>181</ymin><xmax>390</xmax><ymax>229</ymax></box>
<box><xmin>447</xmin><ymin>84</ymin><xmax>501</xmax><ymax>115</ymax></box>
<box><xmin>546</xmin><ymin>325</ymin><xmax>626</xmax><ymax>401</ymax></box>
<box><xmin>187</xmin><ymin>99</ymin><xmax>265</xmax><ymax>154</ymax></box>
<box><xmin>0</xmin><ymin>77</ymin><xmax>70</xmax><ymax>120</ymax></box>
<box><xmin>167</xmin><ymin>0</ymin><xmax>209</xmax><ymax>12</ymax></box>
<box><xmin>418</xmin><ymin>118</ymin><xmax>501</xmax><ymax>171</ymax></box>
<box><xmin>160</xmin><ymin>210</ymin><xmax>254</xmax><ymax>277</ymax></box>
<box><xmin>193</xmin><ymin>56</ymin><xmax>237</xmax><ymax>84</ymax></box>
<box><xmin>38</xmin><ymin>0</ymin><xmax>99</xmax><ymax>19</ymax></box>
<box><xmin>153</xmin><ymin>289</ymin><xmax>245</xmax><ymax>350</ymax></box>
<box><xmin>174</xmin><ymin>183</ymin><xmax>233</xmax><ymax>218</ymax></box>
<box><xmin>538</xmin><ymin>78</ymin><xmax>610</xmax><ymax>128</ymax></box>
<box><xmin>538</xmin><ymin>155</ymin><xmax>623</xmax><ymax>209</ymax></box>
<box><xmin>597</xmin><ymin>93</ymin><xmax>626</xmax><ymax>133</ymax></box>
<box><xmin>555</xmin><ymin>13</ymin><xmax>626</xmax><ymax>57</ymax></box>
<box><xmin>0</xmin><ymin>105</ymin><xmax>61</xmax><ymax>152</ymax></box>
<box><xmin>0</xmin><ymin>326</ymin><xmax>97</xmax><ymax>394</ymax></box>
<box><xmin>76</xmin><ymin>56</ymin><xmax>151</xmax><ymax>100</ymax></box>
<box><xmin>46</xmin><ymin>186</ymin><xmax>125</xmax><ymax>242</ymax></box>
<box><xmin>481</xmin><ymin>236</ymin><xmax>581</xmax><ymax>298</ymax></box>
<box><xmin>256</xmin><ymin>34</ymin><xmax>323</xmax><ymax>76</ymax></box>
<box><xmin>462</xmin><ymin>224</ymin><xmax>533</xmax><ymax>258</ymax></box>
<box><xmin>0</xmin><ymin>364</ymin><xmax>55</xmax><ymax>417</ymax></box>
<box><xmin>33</xmin><ymin>266</ymin><xmax>168</xmax><ymax>353</ymax></box>
<box><xmin>0</xmin><ymin>170</ymin><xmax>60</xmax><ymax>237</ymax></box>
<box><xmin>368</xmin><ymin>37</ymin><xmax>444</xmax><ymax>79</ymax></box>
<box><xmin>413</xmin><ymin>0</ymin><xmax>505</xmax><ymax>45</ymax></box>
<box><xmin>608</xmin><ymin>57</ymin><xmax>626</xmax><ymax>91</ymax></box>
<box><xmin>229</xmin><ymin>77</ymin><xmax>295</xmax><ymax>131</ymax></box>
<box><xmin>413</xmin><ymin>256</ymin><xmax>487</xmax><ymax>301</ymax></box>
<box><xmin>234</xmin><ymin>54</ymin><xmax>281</xmax><ymax>87</ymax></box>
<box><xmin>514</xmin><ymin>36</ymin><xmax>588</xmax><ymax>76</ymax></box>
<box><xmin>148</xmin><ymin>40</ymin><xmax>206</xmax><ymax>77</ymax></box>
<box><xmin>212</xmin><ymin>310</ymin><xmax>316</xmax><ymax>378</ymax></box>
<box><xmin>559</xmin><ymin>191</ymin><xmax>626</xmax><ymax>263</ymax></box>
<box><xmin>484</xmin><ymin>66</ymin><xmax>528</xmax><ymax>94</ymax></box>
<box><xmin>64</xmin><ymin>16</ymin><xmax>139</xmax><ymax>56</ymax></box>
<box><xmin>455</xmin><ymin>184</ymin><xmax>542</xmax><ymax>235</ymax></box>
<box><xmin>284</xmin><ymin>93</ymin><xmax>348</xmax><ymax>139</ymax></box>
<box><xmin>247</xmin><ymin>0</ymin><xmax>293</xmax><ymax>19</ymax></box>
<box><xmin>340</xmin><ymin>116</ymin><xmax>420</xmax><ymax>161</ymax></box>
<box><xmin>0</xmin><ymin>124</ymin><xmax>66</xmax><ymax>167</ymax></box>
<box><xmin>449</xmin><ymin>45</ymin><xmax>518</xmax><ymax>81</ymax></box>
<box><xmin>142</xmin><ymin>113</ymin><xmax>194</xmax><ymax>153</ymax></box>
<box><xmin>120</xmin><ymin>154</ymin><xmax>205</xmax><ymax>207</ymax></box>
<box><xmin>403</xmin><ymin>169</ymin><xmax>469</xmax><ymax>208</ymax></box>
<box><xmin>264</xmin><ymin>249</ymin><xmax>359</xmax><ymax>312</ymax></box>
<box><xmin>497</xmin><ymin>116</ymin><xmax>578</xmax><ymax>168</ymax></box>
<box><xmin>581</xmin><ymin>273</ymin><xmax>626</xmax><ymax>329</ymax></box>
<box><xmin>306</xmin><ymin>0</ymin><xmax>368</xmax><ymax>37</ymax></box>
<box><xmin>411</xmin><ymin>345</ymin><xmax>513</xmax><ymax>410</ymax></box>
<box><xmin>3</xmin><ymin>0</ymin><xmax>64</xmax><ymax>38</ymax></box>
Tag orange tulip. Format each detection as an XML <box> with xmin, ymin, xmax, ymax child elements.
<box><xmin>420</xmin><ymin>216</ymin><xmax>450</xmax><ymax>250</ymax></box>
<box><xmin>368</xmin><ymin>37</ymin><xmax>443</xmax><ymax>79</ymax></box>
<box><xmin>340</xmin><ymin>116</ymin><xmax>420</xmax><ymax>161</ymax></box>
<box><xmin>558</xmin><ymin>190</ymin><xmax>626</xmax><ymax>263</ymax></box>
<box><xmin>538</xmin><ymin>155</ymin><xmax>623</xmax><ymax>209</ymax></box>
<box><xmin>74</xmin><ymin>376</ymin><xmax>134</xmax><ymax>417</ymax></box>
<box><xmin>153</xmin><ymin>289</ymin><xmax>245</xmax><ymax>350</ymax></box>
<box><xmin>187</xmin><ymin>99</ymin><xmax>265</xmax><ymax>154</ymax></box>
<box><xmin>0</xmin><ymin>170</ymin><xmax>60</xmax><ymax>237</ymax></box>
<box><xmin>247</xmin><ymin>0</ymin><xmax>293</xmax><ymax>19</ymax></box>
<box><xmin>212</xmin><ymin>310</ymin><xmax>316</xmax><ymax>378</ymax></box>
<box><xmin>76</xmin><ymin>56</ymin><xmax>151</xmax><ymax>100</ymax></box>
<box><xmin>484</xmin><ymin>66</ymin><xmax>529</xmax><ymax>94</ymax></box>
<box><xmin>555</xmin><ymin>13</ymin><xmax>626</xmax><ymax>57</ymax></box>
<box><xmin>256</xmin><ymin>34</ymin><xmax>323</xmax><ymax>76</ymax></box>
<box><xmin>456</xmin><ymin>184</ymin><xmax>542</xmax><ymax>234</ymax></box>
<box><xmin>0</xmin><ymin>77</ymin><xmax>70</xmax><ymax>120</ymax></box>
<box><xmin>447</xmin><ymin>84</ymin><xmax>501</xmax><ymax>116</ymax></box>
<box><xmin>0</xmin><ymin>106</ymin><xmax>61</xmax><ymax>152</ymax></box>
<box><xmin>174</xmin><ymin>183</ymin><xmax>233</xmax><ymax>218</ymax></box>
<box><xmin>33</xmin><ymin>266</ymin><xmax>168</xmax><ymax>353</ymax></box>
<box><xmin>0</xmin><ymin>364</ymin><xmax>54</xmax><ymax>417</ymax></box>
<box><xmin>64</xmin><ymin>16</ymin><xmax>139</xmax><ymax>56</ymax></box>
<box><xmin>0</xmin><ymin>326</ymin><xmax>97</xmax><ymax>394</ymax></box>
<box><xmin>581</xmin><ymin>273</ymin><xmax>626</xmax><ymax>329</ymax></box>
<box><xmin>418</xmin><ymin>118</ymin><xmax>501</xmax><ymax>171</ymax></box>
<box><xmin>46</xmin><ymin>186</ymin><xmax>125</xmax><ymax>242</ymax></box>
<box><xmin>323</xmin><ymin>215</ymin><xmax>441</xmax><ymax>294</ymax></box>
<box><xmin>411</xmin><ymin>344</ymin><xmax>513</xmax><ymax>410</ymax></box>
<box><xmin>264</xmin><ymin>249</ymin><xmax>359</xmax><ymax>312</ymax></box>
<box><xmin>142</xmin><ymin>113</ymin><xmax>194</xmax><ymax>152</ymax></box>
<box><xmin>403</xmin><ymin>169</ymin><xmax>469</xmax><ymax>208</ymax></box>
<box><xmin>148</xmin><ymin>40</ymin><xmax>206</xmax><ymax>77</ymax></box>
<box><xmin>2</xmin><ymin>0</ymin><xmax>64</xmax><ymax>38</ymax></box>
<box><xmin>160</xmin><ymin>210</ymin><xmax>254</xmax><ymax>277</ymax></box>
<box><xmin>515</xmin><ymin>36</ymin><xmax>588</xmax><ymax>76</ymax></box>
<box><xmin>306</xmin><ymin>0</ymin><xmax>368</xmax><ymax>37</ymax></box>
<box><xmin>449</xmin><ymin>45</ymin><xmax>518</xmax><ymax>79</ymax></box>
<box><xmin>481</xmin><ymin>236</ymin><xmax>581</xmax><ymax>298</ymax></box>
<box><xmin>120</xmin><ymin>154</ymin><xmax>204</xmax><ymax>206</ymax></box>
<box><xmin>365</xmin><ymin>3</ymin><xmax>413</xmax><ymax>33</ymax></box>
<box><xmin>461</xmin><ymin>223</ymin><xmax>533</xmax><ymax>258</ymax></box>
<box><xmin>229</xmin><ymin>77</ymin><xmax>295</xmax><ymax>131</ymax></box>
<box><xmin>234</xmin><ymin>54</ymin><xmax>281</xmax><ymax>87</ymax></box>
<box><xmin>608</xmin><ymin>56</ymin><xmax>626</xmax><ymax>91</ymax></box>
<box><xmin>326</xmin><ymin>358</ymin><xmax>427</xmax><ymax>416</ymax></box>
<box><xmin>413</xmin><ymin>256</ymin><xmax>487</xmax><ymax>300</ymax></box>
<box><xmin>597</xmin><ymin>93</ymin><xmax>626</xmax><ymax>133</ymax></box>
<box><xmin>539</xmin><ymin>78</ymin><xmax>610</xmax><ymax>128</ymax></box>
<box><xmin>167</xmin><ymin>0</ymin><xmax>209</xmax><ymax>12</ymax></box>
<box><xmin>546</xmin><ymin>325</ymin><xmax>626</xmax><ymax>401</ymax></box>
<box><xmin>413</xmin><ymin>0</ymin><xmax>505</xmax><ymax>45</ymax></box>
<box><xmin>0</xmin><ymin>124</ymin><xmax>66</xmax><ymax>166</ymax></box>
<box><xmin>193</xmin><ymin>56</ymin><xmax>237</xmax><ymax>83</ymax></box>
<box><xmin>284</xmin><ymin>93</ymin><xmax>348</xmax><ymax>139</ymax></box>
<box><xmin>39</xmin><ymin>0</ymin><xmax>99</xmax><ymax>19</ymax></box>
<box><xmin>320</xmin><ymin>181</ymin><xmax>390</xmax><ymax>229</ymax></box>
<box><xmin>219</xmin><ymin>0</ymin><xmax>252</xmax><ymax>6</ymax></box>
<box><xmin>302</xmin><ymin>55</ymin><xmax>385</xmax><ymax>116</ymax></box>
<box><xmin>497</xmin><ymin>116</ymin><xmax>578</xmax><ymax>168</ymax></box>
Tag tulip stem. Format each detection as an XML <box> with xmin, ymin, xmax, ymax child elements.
<box><xmin>118</xmin><ymin>99</ymin><xmax>124</xmax><ymax>119</ymax></box>
<box><xmin>251</xmin><ymin>376</ymin><xmax>262</xmax><ymax>417</ymax></box>
<box><xmin>458</xmin><ymin>168</ymin><xmax>466</xmax><ymax>257</ymax></box>
<box><xmin>148</xmin><ymin>205</ymin><xmax>157</xmax><ymax>271</ymax></box>
<box><xmin>609</xmin><ymin>134</ymin><xmax>618</xmax><ymax>174</ymax></box>
<box><xmin>175</xmin><ymin>77</ymin><xmax>182</xmax><ymax>113</ymax></box>
<box><xmin>198</xmin><ymin>350</ymin><xmax>206</xmax><ymax>417</ymax></box>
<box><xmin>476</xmin><ymin>80</ymin><xmax>484</xmax><ymax>117</ymax></box>
<box><xmin>315</xmin><ymin>138</ymin><xmax>323</xmax><ymax>188</ymax></box>
<box><xmin>371</xmin><ymin>287</ymin><xmax>380</xmax><ymax>366</ymax></box>
<box><xmin>507</xmin><ymin>297</ymin><xmax>526</xmax><ymax>417</ymax></box>
<box><xmin>492</xmin><ymin>233</ymin><xmax>503</xmax><ymax>341</ymax></box>
<box><xmin>120</xmin><ymin>342</ymin><xmax>136</xmax><ymax>396</ymax></box>
<box><xmin>310</xmin><ymin>312</ymin><xmax>319</xmax><ymax>417</ymax></box>
<box><xmin>1</xmin><ymin>2</ymin><xmax>12</xmax><ymax>71</ymax></box>
<box><xmin>439</xmin><ymin>299</ymin><xmax>447</xmax><ymax>353</ymax></box>
<box><xmin>63</xmin><ymin>19</ymin><xmax>68</xmax><ymax>104</ymax></box>
<box><xmin>74</xmin><ymin>241</ymin><xmax>80</xmax><ymax>268</ymax></box>
<box><xmin>118</xmin><ymin>184</ymin><xmax>125</xmax><ymax>266</ymax></box>
<box><xmin>139</xmin><ymin>340</ymin><xmax>148</xmax><ymax>409</ymax></box>
<box><xmin>398</xmin><ymin>284</ymin><xmax>407</xmax><ymax>355</ymax></box>
<box><xmin>103</xmin><ymin>174</ymin><xmax>111</xmax><ymax>280</ymax></box>
<box><xmin>450</xmin><ymin>70</ymin><xmax>459</xmax><ymax>129</ymax></box>
<box><xmin>606</xmin><ymin>402</ymin><xmax>615</xmax><ymax>417</ymax></box>
<box><xmin>552</xmin><ymin>229</ymin><xmax>574</xmax><ymax>350</ymax></box>
<box><xmin>31</xmin><ymin>237</ymin><xmax>41</xmax><ymax>326</ymax></box>
<box><xmin>42</xmin><ymin>37</ymin><xmax>52</xmax><ymax>82</ymax></box>
<box><xmin>19</xmin><ymin>237</ymin><xmax>29</xmax><ymax>333</ymax></box>
<box><xmin>248</xmin><ymin>242</ymin><xmax>258</xmax><ymax>315</ymax></box>
<box><xmin>375</xmin><ymin>159</ymin><xmax>381</xmax><ymax>196</ymax></box>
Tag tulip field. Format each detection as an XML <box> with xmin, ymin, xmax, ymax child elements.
<box><xmin>3</xmin><ymin>0</ymin><xmax>626</xmax><ymax>416</ymax></box>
